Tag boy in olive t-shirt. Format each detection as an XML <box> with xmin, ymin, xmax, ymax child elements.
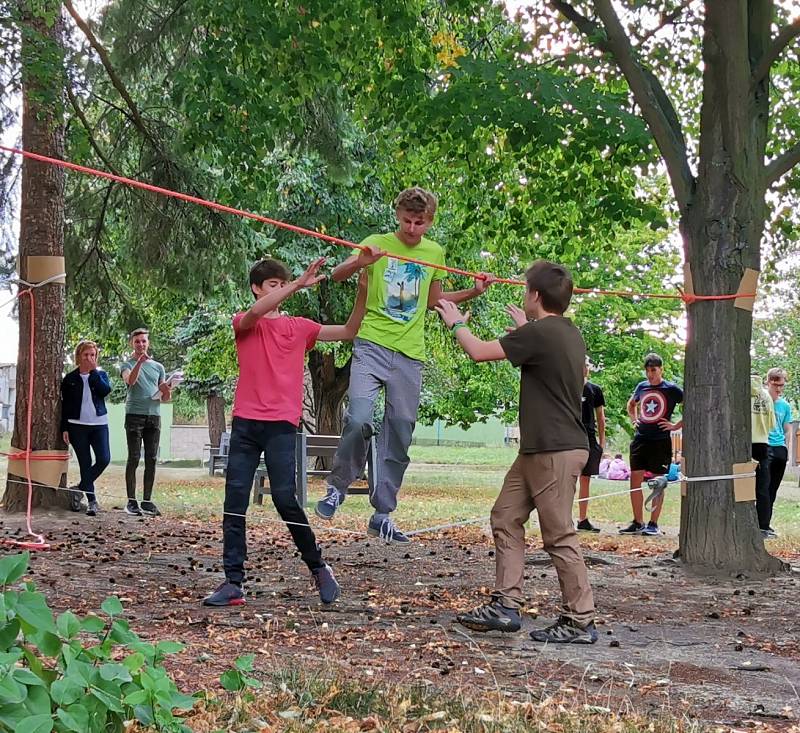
<box><xmin>435</xmin><ymin>260</ymin><xmax>597</xmax><ymax>645</ymax></box>
<box><xmin>314</xmin><ymin>187</ymin><xmax>494</xmax><ymax>542</ymax></box>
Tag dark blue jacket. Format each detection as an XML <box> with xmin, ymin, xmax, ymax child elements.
<box><xmin>60</xmin><ymin>368</ymin><xmax>112</xmax><ymax>431</ymax></box>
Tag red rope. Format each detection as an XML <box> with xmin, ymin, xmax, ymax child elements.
<box><xmin>0</xmin><ymin>145</ymin><xmax>755</xmax><ymax>303</ymax></box>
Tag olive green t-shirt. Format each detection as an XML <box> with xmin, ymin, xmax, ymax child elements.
<box><xmin>122</xmin><ymin>359</ymin><xmax>166</xmax><ymax>416</ymax></box>
<box><xmin>499</xmin><ymin>316</ymin><xmax>588</xmax><ymax>454</ymax></box>
<box><xmin>357</xmin><ymin>233</ymin><xmax>446</xmax><ymax>361</ymax></box>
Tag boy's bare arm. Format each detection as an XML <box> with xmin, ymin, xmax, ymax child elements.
<box><xmin>433</xmin><ymin>299</ymin><xmax>506</xmax><ymax>362</ymax></box>
<box><xmin>318</xmin><ymin>272</ymin><xmax>368</xmax><ymax>342</ymax></box>
<box><xmin>427</xmin><ymin>273</ymin><xmax>495</xmax><ymax>308</ymax></box>
<box><xmin>237</xmin><ymin>258</ymin><xmax>326</xmax><ymax>333</ymax></box>
<box><xmin>331</xmin><ymin>245</ymin><xmax>385</xmax><ymax>282</ymax></box>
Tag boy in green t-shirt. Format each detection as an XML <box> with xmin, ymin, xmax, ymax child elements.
<box><xmin>315</xmin><ymin>187</ymin><xmax>494</xmax><ymax>542</ymax></box>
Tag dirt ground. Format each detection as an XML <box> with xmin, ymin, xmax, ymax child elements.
<box><xmin>1</xmin><ymin>508</ymin><xmax>799</xmax><ymax>730</ymax></box>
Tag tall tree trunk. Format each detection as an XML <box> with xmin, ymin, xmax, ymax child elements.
<box><xmin>308</xmin><ymin>351</ymin><xmax>351</xmax><ymax>469</ymax></box>
<box><xmin>3</xmin><ymin>2</ymin><xmax>68</xmax><ymax>512</ymax></box>
<box><xmin>679</xmin><ymin>1</ymin><xmax>783</xmax><ymax>574</ymax></box>
<box><xmin>206</xmin><ymin>390</ymin><xmax>226</xmax><ymax>449</ymax></box>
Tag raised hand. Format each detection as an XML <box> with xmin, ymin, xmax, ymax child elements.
<box><xmin>356</xmin><ymin>244</ymin><xmax>386</xmax><ymax>267</ymax></box>
<box><xmin>295</xmin><ymin>257</ymin><xmax>327</xmax><ymax>289</ymax></box>
<box><xmin>474</xmin><ymin>272</ymin><xmax>497</xmax><ymax>294</ymax></box>
<box><xmin>505</xmin><ymin>304</ymin><xmax>528</xmax><ymax>329</ymax></box>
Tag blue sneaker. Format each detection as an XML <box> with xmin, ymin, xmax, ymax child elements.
<box><xmin>203</xmin><ymin>582</ymin><xmax>245</xmax><ymax>607</ymax></box>
<box><xmin>367</xmin><ymin>515</ymin><xmax>410</xmax><ymax>544</ymax></box>
<box><xmin>315</xmin><ymin>486</ymin><xmax>344</xmax><ymax>521</ymax></box>
<box><xmin>311</xmin><ymin>564</ymin><xmax>340</xmax><ymax>604</ymax></box>
<box><xmin>640</xmin><ymin>522</ymin><xmax>661</xmax><ymax>536</ymax></box>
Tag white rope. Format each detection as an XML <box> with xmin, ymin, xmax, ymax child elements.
<box><xmin>681</xmin><ymin>471</ymin><xmax>756</xmax><ymax>482</ymax></box>
<box><xmin>0</xmin><ymin>273</ymin><xmax>67</xmax><ymax>308</ymax></box>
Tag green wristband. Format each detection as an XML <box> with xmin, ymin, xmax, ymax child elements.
<box><xmin>451</xmin><ymin>322</ymin><xmax>468</xmax><ymax>334</ymax></box>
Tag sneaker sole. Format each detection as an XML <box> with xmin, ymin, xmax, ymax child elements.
<box><xmin>458</xmin><ymin>618</ymin><xmax>521</xmax><ymax>633</ymax></box>
<box><xmin>314</xmin><ymin>506</ymin><xmax>336</xmax><ymax>521</ymax></box>
<box><xmin>529</xmin><ymin>634</ymin><xmax>597</xmax><ymax>644</ymax></box>
<box><xmin>320</xmin><ymin>588</ymin><xmax>341</xmax><ymax>604</ymax></box>
<box><xmin>366</xmin><ymin>528</ymin><xmax>410</xmax><ymax>543</ymax></box>
<box><xmin>203</xmin><ymin>598</ymin><xmax>246</xmax><ymax>607</ymax></box>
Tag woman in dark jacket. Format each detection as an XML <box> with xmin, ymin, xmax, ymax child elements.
<box><xmin>60</xmin><ymin>340</ymin><xmax>112</xmax><ymax>516</ymax></box>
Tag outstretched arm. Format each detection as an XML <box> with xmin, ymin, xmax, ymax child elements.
<box><xmin>237</xmin><ymin>257</ymin><xmax>327</xmax><ymax>333</ymax></box>
<box><xmin>318</xmin><ymin>272</ymin><xmax>369</xmax><ymax>342</ymax></box>
<box><xmin>434</xmin><ymin>299</ymin><xmax>506</xmax><ymax>362</ymax></box>
<box><xmin>331</xmin><ymin>245</ymin><xmax>386</xmax><ymax>282</ymax></box>
<box><xmin>427</xmin><ymin>273</ymin><xmax>495</xmax><ymax>308</ymax></box>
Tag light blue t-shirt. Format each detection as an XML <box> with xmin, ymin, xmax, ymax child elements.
<box><xmin>122</xmin><ymin>359</ymin><xmax>166</xmax><ymax>416</ymax></box>
<box><xmin>768</xmin><ymin>398</ymin><xmax>793</xmax><ymax>447</ymax></box>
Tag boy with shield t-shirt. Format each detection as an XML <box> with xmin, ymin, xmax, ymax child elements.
<box><xmin>619</xmin><ymin>353</ymin><xmax>683</xmax><ymax>536</ymax></box>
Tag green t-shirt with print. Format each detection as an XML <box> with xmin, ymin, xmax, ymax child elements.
<box><xmin>122</xmin><ymin>358</ymin><xmax>166</xmax><ymax>416</ymax></box>
<box><xmin>357</xmin><ymin>232</ymin><xmax>446</xmax><ymax>361</ymax></box>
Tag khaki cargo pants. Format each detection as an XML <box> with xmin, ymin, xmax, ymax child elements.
<box><xmin>491</xmin><ymin>449</ymin><xmax>594</xmax><ymax>625</ymax></box>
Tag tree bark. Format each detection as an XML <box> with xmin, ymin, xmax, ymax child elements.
<box><xmin>206</xmin><ymin>390</ymin><xmax>226</xmax><ymax>449</ymax></box>
<box><xmin>307</xmin><ymin>351</ymin><xmax>351</xmax><ymax>469</ymax></box>
<box><xmin>678</xmin><ymin>0</ymin><xmax>783</xmax><ymax>574</ymax></box>
<box><xmin>3</xmin><ymin>2</ymin><xmax>69</xmax><ymax>512</ymax></box>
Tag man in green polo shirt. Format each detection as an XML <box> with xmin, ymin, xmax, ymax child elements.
<box><xmin>315</xmin><ymin>187</ymin><xmax>493</xmax><ymax>542</ymax></box>
<box><xmin>120</xmin><ymin>328</ymin><xmax>171</xmax><ymax>517</ymax></box>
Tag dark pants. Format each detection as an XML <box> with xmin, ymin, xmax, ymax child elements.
<box><xmin>125</xmin><ymin>414</ymin><xmax>160</xmax><ymax>500</ymax></box>
<box><xmin>752</xmin><ymin>443</ymin><xmax>771</xmax><ymax>530</ymax></box>
<box><xmin>222</xmin><ymin>417</ymin><xmax>323</xmax><ymax>584</ymax></box>
<box><xmin>767</xmin><ymin>445</ymin><xmax>788</xmax><ymax>525</ymax></box>
<box><xmin>67</xmin><ymin>423</ymin><xmax>110</xmax><ymax>501</ymax></box>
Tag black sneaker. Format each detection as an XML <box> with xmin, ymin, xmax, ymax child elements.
<box><xmin>203</xmin><ymin>582</ymin><xmax>245</xmax><ymax>607</ymax></box>
<box><xmin>456</xmin><ymin>600</ymin><xmax>522</xmax><ymax>633</ymax></box>
<box><xmin>140</xmin><ymin>501</ymin><xmax>161</xmax><ymax>516</ymax></box>
<box><xmin>619</xmin><ymin>520</ymin><xmax>645</xmax><ymax>535</ymax></box>
<box><xmin>125</xmin><ymin>499</ymin><xmax>143</xmax><ymax>516</ymax></box>
<box><xmin>367</xmin><ymin>516</ymin><xmax>410</xmax><ymax>544</ymax></box>
<box><xmin>529</xmin><ymin>616</ymin><xmax>598</xmax><ymax>644</ymax></box>
<box><xmin>311</xmin><ymin>564</ymin><xmax>340</xmax><ymax>604</ymax></box>
<box><xmin>577</xmin><ymin>519</ymin><xmax>600</xmax><ymax>533</ymax></box>
<box><xmin>86</xmin><ymin>500</ymin><xmax>99</xmax><ymax>517</ymax></box>
<box><xmin>68</xmin><ymin>486</ymin><xmax>84</xmax><ymax>512</ymax></box>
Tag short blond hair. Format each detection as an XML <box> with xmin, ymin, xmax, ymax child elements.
<box><xmin>767</xmin><ymin>367</ymin><xmax>787</xmax><ymax>383</ymax></box>
<box><xmin>74</xmin><ymin>340</ymin><xmax>98</xmax><ymax>363</ymax></box>
<box><xmin>394</xmin><ymin>187</ymin><xmax>437</xmax><ymax>217</ymax></box>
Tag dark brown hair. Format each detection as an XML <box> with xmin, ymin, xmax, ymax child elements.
<box><xmin>249</xmin><ymin>258</ymin><xmax>291</xmax><ymax>290</ymax></box>
<box><xmin>644</xmin><ymin>353</ymin><xmax>663</xmax><ymax>368</ymax></box>
<box><xmin>524</xmin><ymin>260</ymin><xmax>573</xmax><ymax>314</ymax></box>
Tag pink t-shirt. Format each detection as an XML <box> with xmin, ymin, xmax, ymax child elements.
<box><xmin>232</xmin><ymin>313</ymin><xmax>321</xmax><ymax>425</ymax></box>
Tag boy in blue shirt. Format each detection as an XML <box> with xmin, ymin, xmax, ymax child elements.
<box><xmin>620</xmin><ymin>353</ymin><xmax>682</xmax><ymax>536</ymax></box>
<box><xmin>764</xmin><ymin>368</ymin><xmax>793</xmax><ymax>538</ymax></box>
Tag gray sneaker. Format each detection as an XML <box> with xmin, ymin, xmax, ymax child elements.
<box><xmin>529</xmin><ymin>616</ymin><xmax>598</xmax><ymax>644</ymax></box>
<box><xmin>311</xmin><ymin>564</ymin><xmax>340</xmax><ymax>604</ymax></box>
<box><xmin>367</xmin><ymin>516</ymin><xmax>410</xmax><ymax>544</ymax></box>
<box><xmin>457</xmin><ymin>600</ymin><xmax>522</xmax><ymax>633</ymax></box>
<box><xmin>86</xmin><ymin>500</ymin><xmax>99</xmax><ymax>517</ymax></box>
<box><xmin>315</xmin><ymin>486</ymin><xmax>344</xmax><ymax>521</ymax></box>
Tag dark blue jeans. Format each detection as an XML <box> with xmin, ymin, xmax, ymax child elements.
<box><xmin>67</xmin><ymin>423</ymin><xmax>110</xmax><ymax>500</ymax></box>
<box><xmin>222</xmin><ymin>417</ymin><xmax>323</xmax><ymax>584</ymax></box>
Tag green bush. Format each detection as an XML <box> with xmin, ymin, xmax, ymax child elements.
<box><xmin>0</xmin><ymin>552</ymin><xmax>196</xmax><ymax>732</ymax></box>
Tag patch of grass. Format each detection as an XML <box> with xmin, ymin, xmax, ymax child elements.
<box><xmin>185</xmin><ymin>665</ymin><xmax>706</xmax><ymax>733</ymax></box>
<box><xmin>409</xmin><ymin>444</ymin><xmax>517</xmax><ymax>466</ymax></box>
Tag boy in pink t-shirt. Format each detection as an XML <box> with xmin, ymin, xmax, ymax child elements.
<box><xmin>204</xmin><ymin>257</ymin><xmax>365</xmax><ymax>607</ymax></box>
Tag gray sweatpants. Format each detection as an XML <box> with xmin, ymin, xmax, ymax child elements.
<box><xmin>327</xmin><ymin>338</ymin><xmax>423</xmax><ymax>517</ymax></box>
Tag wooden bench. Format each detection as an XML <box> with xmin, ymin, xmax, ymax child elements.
<box><xmin>253</xmin><ymin>432</ymin><xmax>377</xmax><ymax>506</ymax></box>
<box><xmin>207</xmin><ymin>431</ymin><xmax>231</xmax><ymax>476</ymax></box>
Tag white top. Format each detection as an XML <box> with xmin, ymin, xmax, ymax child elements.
<box><xmin>67</xmin><ymin>373</ymin><xmax>109</xmax><ymax>426</ymax></box>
